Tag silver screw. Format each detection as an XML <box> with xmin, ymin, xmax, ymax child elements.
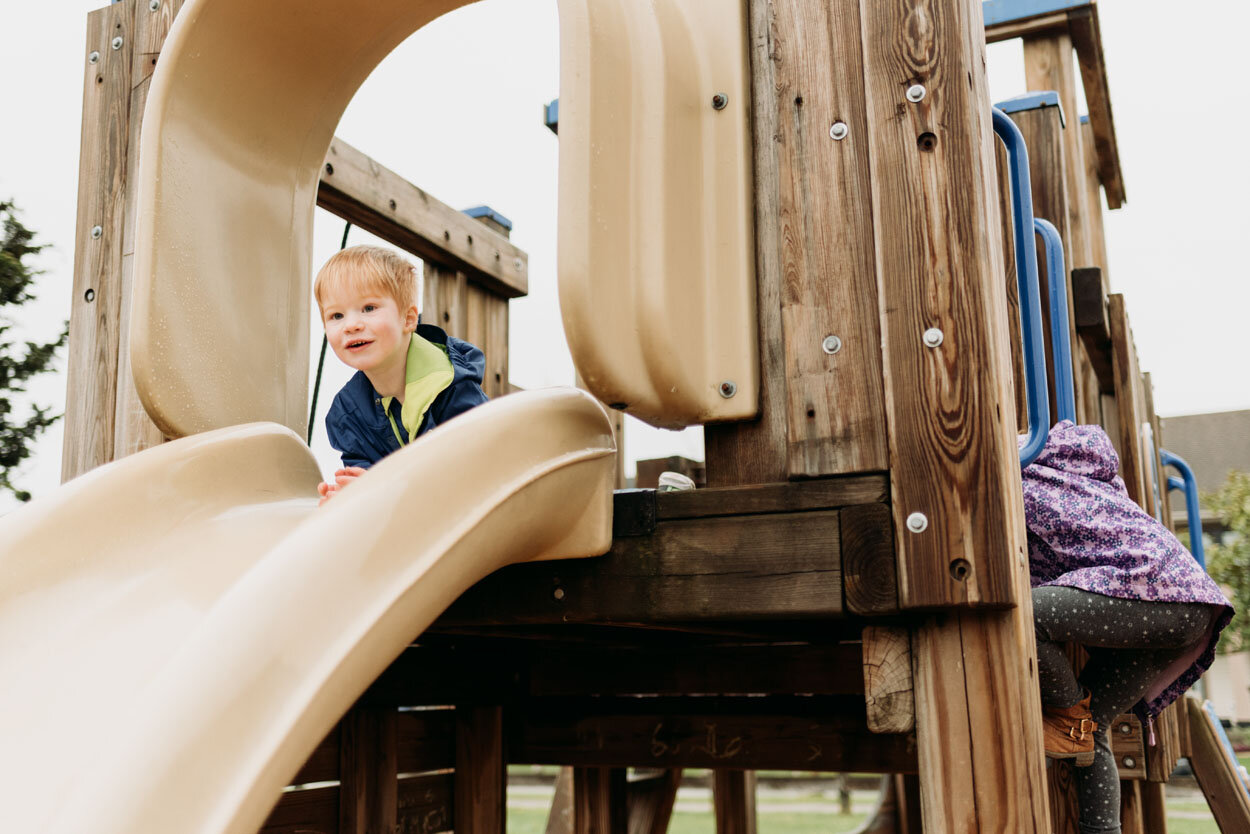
<box><xmin>906</xmin><ymin>84</ymin><xmax>926</xmax><ymax>103</ymax></box>
<box><xmin>514</xmin><ymin>257</ymin><xmax>524</xmax><ymax>271</ymax></box>
<box><xmin>553</xmin><ymin>587</ymin><xmax>565</xmax><ymax>601</ymax></box>
<box><xmin>1123</xmin><ymin>756</ymin><xmax>1136</xmax><ymax>769</ymax></box>
<box><xmin>711</xmin><ymin>93</ymin><xmax>728</xmax><ymax>110</ymax></box>
<box><xmin>906</xmin><ymin>512</ymin><xmax>929</xmax><ymax>533</ymax></box>
<box><xmin>150</xmin><ymin>0</ymin><xmax>161</xmax><ymax>9</ymax></box>
<box><xmin>1119</xmin><ymin>723</ymin><xmax>1132</xmax><ymax>735</ymax></box>
<box><xmin>822</xmin><ymin>335</ymin><xmax>842</xmax><ymax>355</ymax></box>
<box><xmin>111</xmin><ymin>36</ymin><xmax>124</xmax><ymax>51</ymax></box>
<box><xmin>923</xmin><ymin>327</ymin><xmax>944</xmax><ymax>348</ymax></box>
<box><xmin>829</xmin><ymin>121</ymin><xmax>849</xmax><ymax>141</ymax></box>
<box><xmin>719</xmin><ymin>380</ymin><xmax>737</xmax><ymax>398</ymax></box>
<box><xmin>88</xmin><ymin>51</ymin><xmax>100</xmax><ymax>64</ymax></box>
<box><xmin>90</xmin><ymin>225</ymin><xmax>103</xmax><ymax>240</ymax></box>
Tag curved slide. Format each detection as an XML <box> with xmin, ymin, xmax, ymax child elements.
<box><xmin>0</xmin><ymin>388</ymin><xmax>615</xmax><ymax>834</ymax></box>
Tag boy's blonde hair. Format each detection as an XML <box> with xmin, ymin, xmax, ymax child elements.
<box><xmin>314</xmin><ymin>245</ymin><xmax>420</xmax><ymax>314</ymax></box>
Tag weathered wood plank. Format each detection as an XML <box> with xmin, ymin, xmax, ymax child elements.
<box><xmin>397</xmin><ymin>708</ymin><xmax>457</xmax><ymax>775</ymax></box>
<box><xmin>763</xmin><ymin>0</ymin><xmax>889</xmax><ymax>477</ymax></box>
<box><xmin>1108</xmin><ymin>294</ymin><xmax>1147</xmax><ymax>506</ymax></box>
<box><xmin>1141</xmin><ymin>781</ymin><xmax>1167</xmax><ymax>834</ymax></box>
<box><xmin>437</xmin><ymin>510</ymin><xmax>845</xmax><ymax>626</ymax></box>
<box><xmin>702</xmin><ymin>0</ymin><xmax>789</xmax><ymax>487</ymax></box>
<box><xmin>983</xmin><ymin>11</ymin><xmax>1068</xmax><ymax>43</ymax></box>
<box><xmin>713</xmin><ymin>771</ymin><xmax>757</xmax><ymax>834</ymax></box>
<box><xmin>862</xmin><ymin>626</ymin><xmax>914</xmax><ymax>734</ymax></box>
<box><xmin>1047</xmin><ymin>759</ymin><xmax>1081</xmax><ymax>834</ymax></box>
<box><xmin>841</xmin><ymin>502</ymin><xmax>898</xmax><ymax>615</ymax></box>
<box><xmin>655</xmin><ymin>476</ymin><xmax>887</xmax><ymax>520</ymax></box>
<box><xmin>1067</xmin><ymin>7</ymin><xmax>1125</xmax><ymax>209</ymax></box>
<box><xmin>546</xmin><ymin>767</ymin><xmax>576</xmax><ymax>834</ymax></box>
<box><xmin>1022</xmin><ymin>32</ymin><xmax>1094</xmax><ymax>271</ymax></box>
<box><xmin>1079</xmin><ymin>119</ymin><xmax>1111</xmax><ymax>275</ymax></box>
<box><xmin>397</xmin><ymin>772</ymin><xmax>454</xmax><ymax>834</ymax></box>
<box><xmin>1110</xmin><ymin>713</ymin><xmax>1147</xmax><ymax>780</ymax></box>
<box><xmin>454</xmin><ymin>705</ymin><xmax>505</xmax><ymax>834</ymax></box>
<box><xmin>861</xmin><ymin>0</ymin><xmax>1024</xmax><ymax>609</ymax></box>
<box><xmin>573</xmin><ymin>768</ymin><xmax>628</xmax><ymax>834</ymax></box>
<box><xmin>510</xmin><ymin>696</ymin><xmax>917</xmax><ymax>773</ymax></box>
<box><xmin>319</xmin><ymin>138</ymin><xmax>526</xmax><ymax>299</ymax></box>
<box><xmin>995</xmin><ymin>139</ymin><xmax>1028</xmax><ymax>434</ymax></box>
<box><xmin>259</xmin><ymin>785</ymin><xmax>339</xmax><ymax>834</ymax></box>
<box><xmin>1186</xmin><ymin>696</ymin><xmax>1250</xmax><ymax>831</ymax></box>
<box><xmin>63</xmin><ymin>2</ymin><xmax>136</xmax><ymax>481</ymax></box>
<box><xmin>1120</xmin><ymin>779</ymin><xmax>1145</xmax><ymax>834</ymax></box>
<box><xmin>1071</xmin><ymin>266</ymin><xmax>1114</xmax><ymax>393</ymax></box>
<box><xmin>339</xmin><ymin>705</ymin><xmax>398</xmax><ymax>834</ymax></box>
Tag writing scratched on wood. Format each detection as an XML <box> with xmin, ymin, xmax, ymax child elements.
<box><xmin>649</xmin><ymin>722</ymin><xmax>743</xmax><ymax>760</ymax></box>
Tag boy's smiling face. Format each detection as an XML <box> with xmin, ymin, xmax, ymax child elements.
<box><xmin>319</xmin><ymin>283</ymin><xmax>419</xmax><ymax>380</ymax></box>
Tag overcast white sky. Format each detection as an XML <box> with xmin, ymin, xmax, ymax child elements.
<box><xmin>1</xmin><ymin>0</ymin><xmax>1248</xmax><ymax>511</ymax></box>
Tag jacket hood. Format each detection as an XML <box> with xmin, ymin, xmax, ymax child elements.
<box><xmin>1023</xmin><ymin>420</ymin><xmax>1121</xmax><ymax>482</ymax></box>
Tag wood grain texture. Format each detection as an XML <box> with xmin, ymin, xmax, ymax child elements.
<box><xmin>862</xmin><ymin>626</ymin><xmax>914</xmax><ymax>733</ymax></box>
<box><xmin>995</xmin><ymin>140</ymin><xmax>1028</xmax><ymax>434</ymax></box>
<box><xmin>764</xmin><ymin>0</ymin><xmax>888</xmax><ymax>477</ymax></box>
<box><xmin>1108</xmin><ymin>294</ymin><xmax>1147</xmax><ymax>506</ymax></box>
<box><xmin>573</xmin><ymin>768</ymin><xmax>628</xmax><ymax>834</ymax></box>
<box><xmin>623</xmin><ymin>770</ymin><xmax>681</xmax><ymax>834</ymax></box>
<box><xmin>338</xmin><ymin>705</ymin><xmax>398</xmax><ymax>834</ymax></box>
<box><xmin>841</xmin><ymin>502</ymin><xmax>899</xmax><ymax>615</ymax></box>
<box><xmin>454</xmin><ymin>705</ymin><xmax>505</xmax><ymax>834</ymax></box>
<box><xmin>1047</xmin><ymin>759</ymin><xmax>1081</xmax><ymax>834</ymax></box>
<box><xmin>397</xmin><ymin>707</ymin><xmax>457</xmax><ymax>775</ymax></box>
<box><xmin>1022</xmin><ymin>32</ymin><xmax>1094</xmax><ymax>271</ymax></box>
<box><xmin>63</xmin><ymin>2</ymin><xmax>135</xmax><ymax>481</ymax></box>
<box><xmin>656</xmin><ymin>475</ymin><xmax>886</xmax><ymax>520</ymax></box>
<box><xmin>258</xmin><ymin>784</ymin><xmax>338</xmax><ymax>834</ymax></box>
<box><xmin>713</xmin><ymin>771</ymin><xmax>758</xmax><ymax>834</ymax></box>
<box><xmin>1121</xmin><ymin>779</ymin><xmax>1145</xmax><ymax>834</ymax></box>
<box><xmin>438</xmin><ymin>510</ymin><xmax>845</xmax><ymax>626</ymax></box>
<box><xmin>546</xmin><ymin>767</ymin><xmax>576</xmax><ymax>834</ymax></box>
<box><xmin>398</xmin><ymin>772</ymin><xmax>454</xmax><ymax>834</ymax></box>
<box><xmin>1186</xmin><ymin>696</ymin><xmax>1250</xmax><ymax>831</ymax></box>
<box><xmin>1068</xmin><ymin>7</ymin><xmax>1126</xmax><ymax>209</ymax></box>
<box><xmin>512</xmin><ymin>696</ymin><xmax>917</xmax><ymax>773</ymax></box>
<box><xmin>1110</xmin><ymin>713</ymin><xmax>1147</xmax><ymax>780</ymax></box>
<box><xmin>319</xmin><ymin>138</ymin><xmax>527</xmax><ymax>298</ymax></box>
<box><xmin>860</xmin><ymin>0</ymin><xmax>1025</xmax><ymax>609</ymax></box>
<box><xmin>1079</xmin><ymin>119</ymin><xmax>1111</xmax><ymax>275</ymax></box>
<box><xmin>1141</xmin><ymin>781</ymin><xmax>1167</xmax><ymax>834</ymax></box>
<box><xmin>703</xmin><ymin>0</ymin><xmax>790</xmax><ymax>487</ymax></box>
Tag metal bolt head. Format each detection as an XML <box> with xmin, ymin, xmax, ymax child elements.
<box><xmin>553</xmin><ymin>587</ymin><xmax>565</xmax><ymax>601</ymax></box>
<box><xmin>906</xmin><ymin>84</ymin><xmax>926</xmax><ymax>103</ymax></box>
<box><xmin>719</xmin><ymin>380</ymin><xmax>737</xmax><ymax>398</ymax></box>
<box><xmin>88</xmin><ymin>51</ymin><xmax>100</xmax><ymax>64</ymax></box>
<box><xmin>1123</xmin><ymin>756</ymin><xmax>1136</xmax><ymax>769</ymax></box>
<box><xmin>111</xmin><ymin>36</ymin><xmax>124</xmax><ymax>51</ymax></box>
<box><xmin>829</xmin><ymin>121</ymin><xmax>849</xmax><ymax>141</ymax></box>
<box><xmin>90</xmin><ymin>225</ymin><xmax>103</xmax><ymax>240</ymax></box>
<box><xmin>150</xmin><ymin>0</ymin><xmax>161</xmax><ymax>9</ymax></box>
<box><xmin>821</xmin><ymin>335</ymin><xmax>843</xmax><ymax>355</ymax></box>
<box><xmin>514</xmin><ymin>257</ymin><xmax>524</xmax><ymax>271</ymax></box>
<box><xmin>906</xmin><ymin>512</ymin><xmax>929</xmax><ymax>533</ymax></box>
<box><xmin>711</xmin><ymin>93</ymin><xmax>729</xmax><ymax>111</ymax></box>
<box><xmin>923</xmin><ymin>327</ymin><xmax>944</xmax><ymax>348</ymax></box>
<box><xmin>1119</xmin><ymin>722</ymin><xmax>1132</xmax><ymax>735</ymax></box>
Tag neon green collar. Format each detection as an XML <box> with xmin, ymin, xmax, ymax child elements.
<box><xmin>381</xmin><ymin>333</ymin><xmax>455</xmax><ymax>446</ymax></box>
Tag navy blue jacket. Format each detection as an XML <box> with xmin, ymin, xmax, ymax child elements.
<box><xmin>325</xmin><ymin>324</ymin><xmax>489</xmax><ymax>468</ymax></box>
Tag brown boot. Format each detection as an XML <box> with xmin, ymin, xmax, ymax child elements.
<box><xmin>1042</xmin><ymin>691</ymin><xmax>1098</xmax><ymax>767</ymax></box>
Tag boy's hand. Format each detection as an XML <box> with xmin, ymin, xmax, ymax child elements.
<box><xmin>317</xmin><ymin>466</ymin><xmax>368</xmax><ymax>506</ymax></box>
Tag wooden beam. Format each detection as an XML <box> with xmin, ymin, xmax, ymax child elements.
<box><xmin>656</xmin><ymin>475</ymin><xmax>887</xmax><ymax>520</ymax></box>
<box><xmin>627</xmin><ymin>770</ymin><xmax>682</xmax><ymax>834</ymax></box>
<box><xmin>1071</xmin><ymin>267</ymin><xmax>1114</xmax><ymax>393</ymax></box>
<box><xmin>509</xmin><ymin>696</ymin><xmax>918</xmax><ymax>773</ymax></box>
<box><xmin>1108</xmin><ymin>294</ymin><xmax>1148</xmax><ymax>506</ymax></box>
<box><xmin>63</xmin><ymin>2</ymin><xmax>136</xmax><ymax>481</ymax></box>
<box><xmin>573</xmin><ymin>768</ymin><xmax>628</xmax><ymax>834</ymax></box>
<box><xmin>437</xmin><ymin>509</ymin><xmax>849</xmax><ymax>626</ymax></box>
<box><xmin>862</xmin><ymin>627</ymin><xmax>915</xmax><ymax>734</ymax></box>
<box><xmin>546</xmin><ymin>767</ymin><xmax>576</xmax><ymax>834</ymax></box>
<box><xmin>1120</xmin><ymin>780</ymin><xmax>1145</xmax><ymax>834</ymax></box>
<box><xmin>1186</xmin><ymin>696</ymin><xmax>1250</xmax><ymax>831</ymax></box>
<box><xmin>318</xmin><ymin>137</ymin><xmax>528</xmax><ymax>299</ymax></box>
<box><xmin>713</xmin><ymin>771</ymin><xmax>757</xmax><ymax>834</ymax></box>
<box><xmin>841</xmin><ymin>502</ymin><xmax>899</xmax><ymax>615</ymax></box>
<box><xmin>338</xmin><ymin>705</ymin><xmax>398</xmax><ymax>834</ymax></box>
<box><xmin>454</xmin><ymin>705</ymin><xmax>505</xmax><ymax>834</ymax></box>
<box><xmin>1110</xmin><ymin>713</ymin><xmax>1147</xmax><ymax>780</ymax></box>
<box><xmin>1068</xmin><ymin>6</ymin><xmax>1126</xmax><ymax>208</ymax></box>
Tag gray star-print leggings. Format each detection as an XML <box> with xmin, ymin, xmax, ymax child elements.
<box><xmin>1034</xmin><ymin>586</ymin><xmax>1214</xmax><ymax>834</ymax></box>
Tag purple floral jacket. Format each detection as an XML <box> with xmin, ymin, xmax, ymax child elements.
<box><xmin>1021</xmin><ymin>421</ymin><xmax>1232</xmax><ymax>720</ymax></box>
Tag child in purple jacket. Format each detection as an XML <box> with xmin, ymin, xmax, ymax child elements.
<box><xmin>1024</xmin><ymin>420</ymin><xmax>1232</xmax><ymax>834</ymax></box>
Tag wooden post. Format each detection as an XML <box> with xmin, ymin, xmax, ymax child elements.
<box><xmin>546</xmin><ymin>767</ymin><xmax>576</xmax><ymax>834</ymax></box>
<box><xmin>338</xmin><ymin>705</ymin><xmax>399</xmax><ymax>834</ymax></box>
<box><xmin>862</xmin><ymin>626</ymin><xmax>914</xmax><ymax>734</ymax></box>
<box><xmin>712</xmin><ymin>770</ymin><xmax>757</xmax><ymax>834</ymax></box>
<box><xmin>573</xmin><ymin>767</ymin><xmax>628</xmax><ymax>834</ymax></box>
<box><xmin>1141</xmin><ymin>781</ymin><xmax>1168</xmax><ymax>834</ymax></box>
<box><xmin>63</xmin><ymin>1</ymin><xmax>137</xmax><ymax>481</ymax></box>
<box><xmin>625</xmin><ymin>769</ymin><xmax>682</xmax><ymax>834</ymax></box>
<box><xmin>454</xmin><ymin>705</ymin><xmax>506</xmax><ymax>834</ymax></box>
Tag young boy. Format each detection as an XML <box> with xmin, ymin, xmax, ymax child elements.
<box><xmin>314</xmin><ymin>245</ymin><xmax>488</xmax><ymax>503</ymax></box>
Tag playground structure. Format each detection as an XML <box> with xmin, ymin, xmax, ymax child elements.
<box><xmin>2</xmin><ymin>0</ymin><xmax>1248</xmax><ymax>833</ymax></box>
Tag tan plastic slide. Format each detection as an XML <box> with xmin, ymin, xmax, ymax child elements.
<box><xmin>0</xmin><ymin>388</ymin><xmax>615</xmax><ymax>834</ymax></box>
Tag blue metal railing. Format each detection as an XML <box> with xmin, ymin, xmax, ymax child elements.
<box><xmin>993</xmin><ymin>107</ymin><xmax>1050</xmax><ymax>467</ymax></box>
<box><xmin>1162</xmin><ymin>449</ymin><xmax>1206</xmax><ymax>569</ymax></box>
<box><xmin>1033</xmin><ymin>217</ymin><xmax>1076</xmax><ymax>424</ymax></box>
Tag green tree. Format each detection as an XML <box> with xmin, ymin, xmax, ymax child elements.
<box><xmin>0</xmin><ymin>200</ymin><xmax>67</xmax><ymax>502</ymax></box>
<box><xmin>1205</xmin><ymin>470</ymin><xmax>1250</xmax><ymax>652</ymax></box>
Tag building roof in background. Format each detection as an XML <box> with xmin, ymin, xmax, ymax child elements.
<box><xmin>1161</xmin><ymin>409</ymin><xmax>1250</xmax><ymax>495</ymax></box>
